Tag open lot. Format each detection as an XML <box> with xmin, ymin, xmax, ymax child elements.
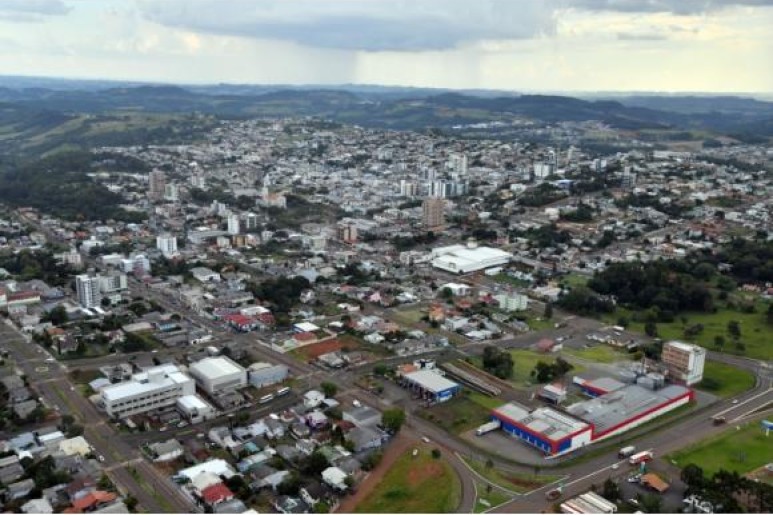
<box><xmin>562</xmin><ymin>344</ymin><xmax>634</xmax><ymax>364</ymax></box>
<box><xmin>669</xmin><ymin>422</ymin><xmax>772</xmax><ymax>477</ymax></box>
<box><xmin>696</xmin><ymin>360</ymin><xmax>756</xmax><ymax>398</ymax></box>
<box><xmin>462</xmin><ymin>456</ymin><xmax>561</xmax><ymax>494</ymax></box>
<box><xmin>354</xmin><ymin>446</ymin><xmax>461</xmax><ymax>513</ymax></box>
<box><xmin>420</xmin><ymin>394</ymin><xmax>492</xmax><ymax>434</ymax></box>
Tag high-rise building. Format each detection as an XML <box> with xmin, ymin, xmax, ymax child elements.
<box><xmin>76</xmin><ymin>274</ymin><xmax>101</xmax><ymax>308</ymax></box>
<box><xmin>662</xmin><ymin>341</ymin><xmax>706</xmax><ymax>385</ymax></box>
<box><xmin>156</xmin><ymin>234</ymin><xmax>178</xmax><ymax>255</ymax></box>
<box><xmin>148</xmin><ymin>170</ymin><xmax>166</xmax><ymax>201</ymax></box>
<box><xmin>400</xmin><ymin>180</ymin><xmax>419</xmax><ymax>197</ymax></box>
<box><xmin>337</xmin><ymin>224</ymin><xmax>358</xmax><ymax>244</ymax></box>
<box><xmin>621</xmin><ymin>166</ymin><xmax>637</xmax><ymax>189</ymax></box>
<box><xmin>227</xmin><ymin>214</ymin><xmax>241</xmax><ymax>235</ymax></box>
<box><xmin>422</xmin><ymin>198</ymin><xmax>445</xmax><ymax>231</ymax></box>
<box><xmin>164</xmin><ymin>183</ymin><xmax>179</xmax><ymax>202</ymax></box>
<box><xmin>244</xmin><ymin>213</ymin><xmax>259</xmax><ymax>231</ymax></box>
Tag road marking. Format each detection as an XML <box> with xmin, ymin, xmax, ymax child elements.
<box><xmin>713</xmin><ymin>387</ymin><xmax>773</xmax><ymax>418</ymax></box>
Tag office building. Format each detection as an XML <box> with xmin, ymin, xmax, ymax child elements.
<box><xmin>244</xmin><ymin>213</ymin><xmax>259</xmax><ymax>231</ymax></box>
<box><xmin>75</xmin><ymin>274</ymin><xmax>101</xmax><ymax>309</ymax></box>
<box><xmin>661</xmin><ymin>341</ymin><xmax>706</xmax><ymax>385</ymax></box>
<box><xmin>399</xmin><ymin>180</ymin><xmax>419</xmax><ymax>197</ymax></box>
<box><xmin>156</xmin><ymin>234</ymin><xmax>178</xmax><ymax>256</ymax></box>
<box><xmin>148</xmin><ymin>170</ymin><xmax>166</xmax><ymax>201</ymax></box>
<box><xmin>422</xmin><ymin>198</ymin><xmax>445</xmax><ymax>231</ymax></box>
<box><xmin>100</xmin><ymin>364</ymin><xmax>195</xmax><ymax>418</ymax></box>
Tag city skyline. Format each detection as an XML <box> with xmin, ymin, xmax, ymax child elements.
<box><xmin>0</xmin><ymin>0</ymin><xmax>771</xmax><ymax>93</ymax></box>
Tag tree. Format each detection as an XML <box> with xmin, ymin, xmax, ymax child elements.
<box><xmin>713</xmin><ymin>335</ymin><xmax>725</xmax><ymax>350</ymax></box>
<box><xmin>544</xmin><ymin>302</ymin><xmax>553</xmax><ymax>320</ymax></box>
<box><xmin>277</xmin><ymin>473</ymin><xmax>302</xmax><ymax>495</ymax></box>
<box><xmin>644</xmin><ymin>320</ymin><xmax>658</xmax><ymax>337</ymax></box>
<box><xmin>602</xmin><ymin>478</ymin><xmax>620</xmax><ymax>502</ymax></box>
<box><xmin>313</xmin><ymin>501</ymin><xmax>331</xmax><ymax>513</ymax></box>
<box><xmin>638</xmin><ymin>493</ymin><xmax>662</xmax><ymax>514</ymax></box>
<box><xmin>681</xmin><ymin>464</ymin><xmax>705</xmax><ymax>491</ymax></box>
<box><xmin>125</xmin><ymin>495</ymin><xmax>138</xmax><ymax>512</ymax></box>
<box><xmin>320</xmin><ymin>381</ymin><xmax>338</xmax><ymax>398</ymax></box>
<box><xmin>727</xmin><ymin>320</ymin><xmax>741</xmax><ymax>339</ymax></box>
<box><xmin>440</xmin><ymin>287</ymin><xmax>454</xmax><ymax>300</ymax></box>
<box><xmin>431</xmin><ymin>448</ymin><xmax>441</xmax><ymax>459</ymax></box>
<box><xmin>45</xmin><ymin>305</ymin><xmax>68</xmax><ymax>326</ymax></box>
<box><xmin>481</xmin><ymin>346</ymin><xmax>514</xmax><ymax>380</ymax></box>
<box><xmin>382</xmin><ymin>408</ymin><xmax>406</xmax><ymax>434</ymax></box>
<box><xmin>301</xmin><ymin>452</ymin><xmax>329</xmax><ymax>476</ymax></box>
<box><xmin>372</xmin><ymin>363</ymin><xmax>389</xmax><ymax>377</ymax></box>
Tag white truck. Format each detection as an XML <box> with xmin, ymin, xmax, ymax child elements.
<box><xmin>476</xmin><ymin>420</ymin><xmax>501</xmax><ymax>436</ymax></box>
<box><xmin>618</xmin><ymin>445</ymin><xmax>636</xmax><ymax>458</ymax></box>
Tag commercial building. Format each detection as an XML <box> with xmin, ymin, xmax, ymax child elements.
<box><xmin>491</xmin><ymin>403</ymin><xmax>592</xmax><ymax>455</ymax></box>
<box><xmin>156</xmin><ymin>234</ymin><xmax>178</xmax><ymax>256</ymax></box>
<box><xmin>176</xmin><ymin>395</ymin><xmax>215</xmax><ymax>422</ymax></box>
<box><xmin>189</xmin><ymin>357</ymin><xmax>247</xmax><ymax>395</ymax></box>
<box><xmin>560</xmin><ymin>491</ymin><xmax>618</xmax><ymax>514</ymax></box>
<box><xmin>400</xmin><ymin>369</ymin><xmax>461</xmax><ymax>403</ymax></box>
<box><xmin>422</xmin><ymin>198</ymin><xmax>445</xmax><ymax>231</ymax></box>
<box><xmin>247</xmin><ymin>362</ymin><xmax>289</xmax><ymax>388</ymax></box>
<box><xmin>661</xmin><ymin>341</ymin><xmax>706</xmax><ymax>385</ymax></box>
<box><xmin>75</xmin><ymin>274</ymin><xmax>101</xmax><ymax>309</ymax></box>
<box><xmin>100</xmin><ymin>364</ymin><xmax>195</xmax><ymax>419</ymax></box>
<box><xmin>431</xmin><ymin>243</ymin><xmax>512</xmax><ymax>274</ymax></box>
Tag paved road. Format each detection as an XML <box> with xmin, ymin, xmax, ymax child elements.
<box><xmin>0</xmin><ymin>321</ymin><xmax>197</xmax><ymax>513</ymax></box>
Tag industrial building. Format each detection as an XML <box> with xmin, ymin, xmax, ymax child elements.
<box><xmin>661</xmin><ymin>341</ymin><xmax>706</xmax><ymax>385</ymax></box>
<box><xmin>100</xmin><ymin>364</ymin><xmax>195</xmax><ymax>419</ymax></box>
<box><xmin>431</xmin><ymin>243</ymin><xmax>512</xmax><ymax>274</ymax></box>
<box><xmin>491</xmin><ymin>403</ymin><xmax>592</xmax><ymax>455</ymax></box>
<box><xmin>560</xmin><ymin>491</ymin><xmax>618</xmax><ymax>514</ymax></box>
<box><xmin>189</xmin><ymin>357</ymin><xmax>247</xmax><ymax>395</ymax></box>
<box><xmin>400</xmin><ymin>369</ymin><xmax>461</xmax><ymax>403</ymax></box>
<box><xmin>247</xmin><ymin>362</ymin><xmax>289</xmax><ymax>388</ymax></box>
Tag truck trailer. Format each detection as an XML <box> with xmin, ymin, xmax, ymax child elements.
<box><xmin>476</xmin><ymin>420</ymin><xmax>501</xmax><ymax>436</ymax></box>
<box><xmin>629</xmin><ymin>451</ymin><xmax>653</xmax><ymax>465</ymax></box>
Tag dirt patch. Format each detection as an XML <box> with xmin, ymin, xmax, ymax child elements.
<box><xmin>336</xmin><ymin>433</ymin><xmax>413</xmax><ymax>513</ymax></box>
<box><xmin>295</xmin><ymin>339</ymin><xmax>345</xmax><ymax>361</ymax></box>
<box><xmin>507</xmin><ymin>476</ymin><xmax>542</xmax><ymax>489</ymax></box>
<box><xmin>407</xmin><ymin>462</ymin><xmax>444</xmax><ymax>486</ymax></box>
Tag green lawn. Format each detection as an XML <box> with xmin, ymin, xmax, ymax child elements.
<box><xmin>355</xmin><ymin>448</ymin><xmax>461</xmax><ymax>513</ymax></box>
<box><xmin>421</xmin><ymin>395</ymin><xmax>493</xmax><ymax>434</ymax></box>
<box><xmin>391</xmin><ymin>308</ymin><xmax>425</xmax><ymax>325</ymax></box>
<box><xmin>606</xmin><ymin>302</ymin><xmax>772</xmax><ymax>361</ymax></box>
<box><xmin>467</xmin><ymin>391</ymin><xmax>506</xmax><ymax>410</ymax></box>
<box><xmin>670</xmin><ymin>422</ymin><xmax>772</xmax><ymax>477</ymax></box>
<box><xmin>471</xmin><ymin>349</ymin><xmax>584</xmax><ymax>390</ymax></box>
<box><xmin>562</xmin><ymin>345</ymin><xmax>633</xmax><ymax>364</ymax></box>
<box><xmin>462</xmin><ymin>456</ymin><xmax>562</xmax><ymax>494</ymax></box>
<box><xmin>696</xmin><ymin>361</ymin><xmax>756</xmax><ymax>398</ymax></box>
<box><xmin>474</xmin><ymin>482</ymin><xmax>510</xmax><ymax>513</ymax></box>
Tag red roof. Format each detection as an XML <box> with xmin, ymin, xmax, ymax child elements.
<box><xmin>294</xmin><ymin>331</ymin><xmax>316</xmax><ymax>342</ymax></box>
<box><xmin>200</xmin><ymin>483</ymin><xmax>234</xmax><ymax>505</ymax></box>
<box><xmin>71</xmin><ymin>491</ymin><xmax>118</xmax><ymax>511</ymax></box>
<box><xmin>223</xmin><ymin>313</ymin><xmax>255</xmax><ymax>326</ymax></box>
<box><xmin>8</xmin><ymin>291</ymin><xmax>40</xmax><ymax>301</ymax></box>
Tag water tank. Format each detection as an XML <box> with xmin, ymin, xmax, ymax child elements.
<box><xmin>617</xmin><ymin>370</ymin><xmax>638</xmax><ymax>383</ymax></box>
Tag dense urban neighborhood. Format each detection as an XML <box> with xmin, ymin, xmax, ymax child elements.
<box><xmin>0</xmin><ymin>84</ymin><xmax>771</xmax><ymax>515</ymax></box>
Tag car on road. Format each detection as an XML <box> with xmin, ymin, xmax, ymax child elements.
<box><xmin>421</xmin><ymin>436</ymin><xmax>430</xmax><ymax>443</ymax></box>
<box><xmin>98</xmin><ymin>455</ymin><xmax>105</xmax><ymax>462</ymax></box>
<box><xmin>352</xmin><ymin>399</ymin><xmax>362</xmax><ymax>408</ymax></box>
<box><xmin>611</xmin><ymin>463</ymin><xmax>620</xmax><ymax>470</ymax></box>
<box><xmin>628</xmin><ymin>474</ymin><xmax>642</xmax><ymax>483</ymax></box>
<box><xmin>732</xmin><ymin>399</ymin><xmax>739</xmax><ymax>404</ymax></box>
<box><xmin>628</xmin><ymin>498</ymin><xmax>639</xmax><ymax>506</ymax></box>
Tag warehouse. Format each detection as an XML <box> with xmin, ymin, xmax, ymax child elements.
<box><xmin>431</xmin><ymin>244</ymin><xmax>512</xmax><ymax>274</ymax></box>
<box><xmin>248</xmin><ymin>362</ymin><xmax>289</xmax><ymax>388</ymax></box>
<box><xmin>491</xmin><ymin>402</ymin><xmax>592</xmax><ymax>456</ymax></box>
<box><xmin>560</xmin><ymin>491</ymin><xmax>618</xmax><ymax>514</ymax></box>
<box><xmin>401</xmin><ymin>369</ymin><xmax>461</xmax><ymax>403</ymax></box>
<box><xmin>573</xmin><ymin>376</ymin><xmax>626</xmax><ymax>397</ymax></box>
<box><xmin>189</xmin><ymin>357</ymin><xmax>247</xmax><ymax>395</ymax></box>
<box><xmin>566</xmin><ymin>383</ymin><xmax>693</xmax><ymax>441</ymax></box>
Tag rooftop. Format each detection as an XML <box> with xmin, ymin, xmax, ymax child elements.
<box><xmin>404</xmin><ymin>369</ymin><xmax>459</xmax><ymax>394</ymax></box>
<box><xmin>493</xmin><ymin>402</ymin><xmax>589</xmax><ymax>441</ymax></box>
<box><xmin>190</xmin><ymin>356</ymin><xmax>246</xmax><ymax>379</ymax></box>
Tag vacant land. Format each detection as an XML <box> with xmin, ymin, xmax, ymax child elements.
<box><xmin>697</xmin><ymin>361</ymin><xmax>756</xmax><ymax>398</ymax></box>
<box><xmin>562</xmin><ymin>344</ymin><xmax>633</xmax><ymax>364</ymax></box>
<box><xmin>355</xmin><ymin>447</ymin><xmax>461</xmax><ymax>513</ymax></box>
<box><xmin>670</xmin><ymin>422</ymin><xmax>771</xmax><ymax>477</ymax></box>
<box><xmin>607</xmin><ymin>302</ymin><xmax>771</xmax><ymax>360</ymax></box>
<box><xmin>421</xmin><ymin>395</ymin><xmax>492</xmax><ymax>434</ymax></box>
<box><xmin>462</xmin><ymin>456</ymin><xmax>561</xmax><ymax>494</ymax></box>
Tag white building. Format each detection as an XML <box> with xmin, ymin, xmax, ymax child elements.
<box><xmin>75</xmin><ymin>274</ymin><xmax>101</xmax><ymax>308</ymax></box>
<box><xmin>100</xmin><ymin>364</ymin><xmax>195</xmax><ymax>419</ymax></box>
<box><xmin>156</xmin><ymin>234</ymin><xmax>178</xmax><ymax>256</ymax></box>
<box><xmin>188</xmin><ymin>357</ymin><xmax>247</xmax><ymax>395</ymax></box>
<box><xmin>120</xmin><ymin>254</ymin><xmax>151</xmax><ymax>275</ymax></box>
<box><xmin>431</xmin><ymin>243</ymin><xmax>512</xmax><ymax>274</ymax></box>
<box><xmin>248</xmin><ymin>362</ymin><xmax>289</xmax><ymax>388</ymax></box>
<box><xmin>176</xmin><ymin>395</ymin><xmax>215</xmax><ymax>423</ymax></box>
<box><xmin>191</xmin><ymin>267</ymin><xmax>221</xmax><ymax>283</ymax></box>
<box><xmin>662</xmin><ymin>341</ymin><xmax>706</xmax><ymax>385</ymax></box>
<box><xmin>494</xmin><ymin>293</ymin><xmax>529</xmax><ymax>312</ymax></box>
<box><xmin>227</xmin><ymin>214</ymin><xmax>241</xmax><ymax>235</ymax></box>
<box><xmin>164</xmin><ymin>183</ymin><xmax>180</xmax><ymax>202</ymax></box>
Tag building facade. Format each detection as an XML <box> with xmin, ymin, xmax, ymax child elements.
<box><xmin>662</xmin><ymin>341</ymin><xmax>706</xmax><ymax>385</ymax></box>
<box><xmin>75</xmin><ymin>274</ymin><xmax>101</xmax><ymax>308</ymax></box>
<box><xmin>100</xmin><ymin>365</ymin><xmax>195</xmax><ymax>419</ymax></box>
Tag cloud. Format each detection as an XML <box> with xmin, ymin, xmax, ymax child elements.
<box><xmin>616</xmin><ymin>31</ymin><xmax>667</xmax><ymax>40</ymax></box>
<box><xmin>566</xmin><ymin>0</ymin><xmax>773</xmax><ymax>15</ymax></box>
<box><xmin>0</xmin><ymin>0</ymin><xmax>70</xmax><ymax>19</ymax></box>
<box><xmin>136</xmin><ymin>0</ymin><xmax>557</xmax><ymax>52</ymax></box>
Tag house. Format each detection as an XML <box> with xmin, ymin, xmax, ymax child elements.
<box><xmin>65</xmin><ymin>474</ymin><xmax>97</xmax><ymax>501</ymax></box>
<box><xmin>347</xmin><ymin>426</ymin><xmax>383</xmax><ymax>452</ymax></box>
<box><xmin>321</xmin><ymin>466</ymin><xmax>349</xmax><ymax>491</ymax></box>
<box><xmin>21</xmin><ymin>498</ymin><xmax>54</xmax><ymax>514</ymax></box>
<box><xmin>13</xmin><ymin>399</ymin><xmax>39</xmax><ymax>420</ymax></box>
<box><xmin>291</xmin><ymin>422</ymin><xmax>311</xmax><ymax>440</ymax></box>
<box><xmin>213</xmin><ymin>499</ymin><xmax>248</xmax><ymax>514</ymax></box>
<box><xmin>342</xmin><ymin>406</ymin><xmax>382</xmax><ymax>428</ymax></box>
<box><xmin>265</xmin><ymin>419</ymin><xmax>287</xmax><ymax>439</ymax></box>
<box><xmin>273</xmin><ymin>496</ymin><xmax>309</xmax><ymax>514</ymax></box>
<box><xmin>0</xmin><ymin>455</ymin><xmax>25</xmax><ymax>484</ymax></box>
<box><xmin>200</xmin><ymin>483</ymin><xmax>235</xmax><ymax>507</ymax></box>
<box><xmin>305</xmin><ymin>411</ymin><xmax>328</xmax><ymax>430</ymax></box>
<box><xmin>147</xmin><ymin>439</ymin><xmax>184</xmax><ymax>462</ymax></box>
<box><xmin>276</xmin><ymin>444</ymin><xmax>301</xmax><ymax>462</ymax></box>
<box><xmin>256</xmin><ymin>470</ymin><xmax>291</xmax><ymax>491</ymax></box>
<box><xmin>303</xmin><ymin>390</ymin><xmax>325</xmax><ymax>409</ymax></box>
<box><xmin>7</xmin><ymin>478</ymin><xmax>36</xmax><ymax>499</ymax></box>
<box><xmin>299</xmin><ymin>481</ymin><xmax>327</xmax><ymax>507</ymax></box>
<box><xmin>364</xmin><ymin>333</ymin><xmax>385</xmax><ymax>345</ymax></box>
<box><xmin>71</xmin><ymin>491</ymin><xmax>119</xmax><ymax>512</ymax></box>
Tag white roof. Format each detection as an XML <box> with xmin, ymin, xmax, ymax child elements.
<box><xmin>101</xmin><ymin>365</ymin><xmax>191</xmax><ymax>402</ymax></box>
<box><xmin>177</xmin><ymin>394</ymin><xmax>211</xmax><ymax>411</ymax></box>
<box><xmin>322</xmin><ymin>466</ymin><xmax>348</xmax><ymax>485</ymax></box>
<box><xmin>190</xmin><ymin>356</ymin><xmax>245</xmax><ymax>379</ymax></box>
<box><xmin>178</xmin><ymin>459</ymin><xmax>236</xmax><ymax>482</ymax></box>
<box><xmin>294</xmin><ymin>322</ymin><xmax>320</xmax><ymax>332</ymax></box>
<box><xmin>404</xmin><ymin>369</ymin><xmax>459</xmax><ymax>394</ymax></box>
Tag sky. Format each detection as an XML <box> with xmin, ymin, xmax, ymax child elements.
<box><xmin>0</xmin><ymin>0</ymin><xmax>771</xmax><ymax>93</ymax></box>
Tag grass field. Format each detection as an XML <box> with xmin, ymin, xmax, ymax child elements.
<box><xmin>474</xmin><ymin>482</ymin><xmax>510</xmax><ymax>513</ymax></box>
<box><xmin>462</xmin><ymin>456</ymin><xmax>562</xmax><ymax>494</ymax></box>
<box><xmin>421</xmin><ymin>395</ymin><xmax>492</xmax><ymax>434</ymax></box>
<box><xmin>471</xmin><ymin>349</ymin><xmax>584</xmax><ymax>389</ymax></box>
<box><xmin>606</xmin><ymin>302</ymin><xmax>771</xmax><ymax>361</ymax></box>
<box><xmin>391</xmin><ymin>308</ymin><xmax>425</xmax><ymax>325</ymax></box>
<box><xmin>467</xmin><ymin>391</ymin><xmax>505</xmax><ymax>410</ymax></box>
<box><xmin>562</xmin><ymin>345</ymin><xmax>633</xmax><ymax>364</ymax></box>
<box><xmin>355</xmin><ymin>448</ymin><xmax>461</xmax><ymax>513</ymax></box>
<box><xmin>670</xmin><ymin>422</ymin><xmax>772</xmax><ymax>477</ymax></box>
<box><xmin>696</xmin><ymin>361</ymin><xmax>756</xmax><ymax>398</ymax></box>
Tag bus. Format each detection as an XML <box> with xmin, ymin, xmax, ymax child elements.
<box><xmin>276</xmin><ymin>387</ymin><xmax>291</xmax><ymax>397</ymax></box>
<box><xmin>259</xmin><ymin>394</ymin><xmax>275</xmax><ymax>404</ymax></box>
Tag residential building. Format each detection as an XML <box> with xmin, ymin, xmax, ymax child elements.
<box><xmin>75</xmin><ymin>274</ymin><xmax>101</xmax><ymax>309</ymax></box>
<box><xmin>148</xmin><ymin>169</ymin><xmax>166</xmax><ymax>201</ymax></box>
<box><xmin>227</xmin><ymin>214</ymin><xmax>240</xmax><ymax>235</ymax></box>
<box><xmin>422</xmin><ymin>198</ymin><xmax>445</xmax><ymax>231</ymax></box>
<box><xmin>156</xmin><ymin>233</ymin><xmax>178</xmax><ymax>255</ymax></box>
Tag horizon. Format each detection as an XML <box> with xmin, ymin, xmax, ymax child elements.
<box><xmin>0</xmin><ymin>1</ymin><xmax>770</xmax><ymax>94</ymax></box>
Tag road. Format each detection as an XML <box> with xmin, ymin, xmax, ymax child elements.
<box><xmin>0</xmin><ymin>321</ymin><xmax>197</xmax><ymax>513</ymax></box>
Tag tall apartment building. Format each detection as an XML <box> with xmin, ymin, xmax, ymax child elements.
<box><xmin>99</xmin><ymin>272</ymin><xmax>128</xmax><ymax>305</ymax></box>
<box><xmin>337</xmin><ymin>224</ymin><xmax>358</xmax><ymax>244</ymax></box>
<box><xmin>75</xmin><ymin>274</ymin><xmax>101</xmax><ymax>309</ymax></box>
<box><xmin>227</xmin><ymin>214</ymin><xmax>241</xmax><ymax>235</ymax></box>
<box><xmin>662</xmin><ymin>341</ymin><xmax>706</xmax><ymax>385</ymax></box>
<box><xmin>399</xmin><ymin>180</ymin><xmax>419</xmax><ymax>197</ymax></box>
<box><xmin>164</xmin><ymin>183</ymin><xmax>179</xmax><ymax>202</ymax></box>
<box><xmin>100</xmin><ymin>364</ymin><xmax>195</xmax><ymax>419</ymax></box>
<box><xmin>148</xmin><ymin>170</ymin><xmax>166</xmax><ymax>201</ymax></box>
<box><xmin>422</xmin><ymin>198</ymin><xmax>445</xmax><ymax>231</ymax></box>
<box><xmin>244</xmin><ymin>213</ymin><xmax>259</xmax><ymax>231</ymax></box>
<box><xmin>156</xmin><ymin>234</ymin><xmax>178</xmax><ymax>256</ymax></box>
